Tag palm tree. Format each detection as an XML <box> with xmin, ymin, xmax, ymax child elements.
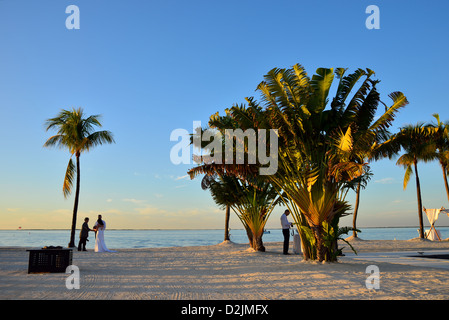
<box><xmin>44</xmin><ymin>108</ymin><xmax>115</xmax><ymax>247</ymax></box>
<box><xmin>201</xmin><ymin>173</ymin><xmax>231</xmax><ymax>241</ymax></box>
<box><xmin>393</xmin><ymin>123</ymin><xmax>435</xmax><ymax>238</ymax></box>
<box><xmin>189</xmin><ymin>111</ymin><xmax>272</xmax><ymax>249</ymax></box>
<box><xmin>188</xmin><ymin>64</ymin><xmax>407</xmax><ymax>261</ymax></box>
<box><xmin>254</xmin><ymin>65</ymin><xmax>407</xmax><ymax>261</ymax></box>
<box><xmin>342</xmin><ymin>166</ymin><xmax>373</xmax><ymax>238</ymax></box>
<box><xmin>208</xmin><ymin>175</ymin><xmax>282</xmax><ymax>251</ymax></box>
<box><xmin>428</xmin><ymin>114</ymin><xmax>449</xmax><ymax>203</ymax></box>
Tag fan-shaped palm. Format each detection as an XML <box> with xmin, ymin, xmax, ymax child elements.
<box><xmin>256</xmin><ymin>65</ymin><xmax>407</xmax><ymax>260</ymax></box>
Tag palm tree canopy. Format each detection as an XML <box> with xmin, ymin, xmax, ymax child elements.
<box><xmin>392</xmin><ymin>123</ymin><xmax>436</xmax><ymax>189</ymax></box>
<box><xmin>44</xmin><ymin>107</ymin><xmax>115</xmax><ymax>197</ymax></box>
<box><xmin>429</xmin><ymin>113</ymin><xmax>449</xmax><ymax>167</ymax></box>
<box><xmin>44</xmin><ymin>108</ymin><xmax>115</xmax><ymax>155</ymax></box>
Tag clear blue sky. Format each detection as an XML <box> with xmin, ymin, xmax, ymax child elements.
<box><xmin>0</xmin><ymin>0</ymin><xmax>448</xmax><ymax>230</ymax></box>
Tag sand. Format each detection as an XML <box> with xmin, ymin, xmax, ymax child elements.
<box><xmin>1</xmin><ymin>239</ymin><xmax>449</xmax><ymax>300</ymax></box>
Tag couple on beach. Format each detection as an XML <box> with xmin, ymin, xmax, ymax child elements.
<box><xmin>78</xmin><ymin>214</ymin><xmax>115</xmax><ymax>253</ymax></box>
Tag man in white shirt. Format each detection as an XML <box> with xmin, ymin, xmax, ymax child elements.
<box><xmin>280</xmin><ymin>209</ymin><xmax>293</xmax><ymax>255</ymax></box>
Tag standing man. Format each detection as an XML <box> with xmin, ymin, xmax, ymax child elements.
<box><xmin>280</xmin><ymin>209</ymin><xmax>293</xmax><ymax>255</ymax></box>
<box><xmin>78</xmin><ymin>217</ymin><xmax>92</xmax><ymax>251</ymax></box>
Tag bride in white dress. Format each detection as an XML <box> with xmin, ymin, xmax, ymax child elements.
<box><xmin>94</xmin><ymin>215</ymin><xmax>116</xmax><ymax>253</ymax></box>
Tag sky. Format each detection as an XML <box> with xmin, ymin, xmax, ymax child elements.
<box><xmin>0</xmin><ymin>0</ymin><xmax>449</xmax><ymax>230</ymax></box>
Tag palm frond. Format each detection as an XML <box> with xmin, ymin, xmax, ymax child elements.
<box><xmin>63</xmin><ymin>158</ymin><xmax>76</xmax><ymax>198</ymax></box>
<box><xmin>84</xmin><ymin>130</ymin><xmax>115</xmax><ymax>151</ymax></box>
<box><xmin>43</xmin><ymin>134</ymin><xmax>68</xmax><ymax>150</ymax></box>
<box><xmin>402</xmin><ymin>164</ymin><xmax>413</xmax><ymax>190</ymax></box>
<box><xmin>307</xmin><ymin>68</ymin><xmax>334</xmax><ymax>113</ymax></box>
<box><xmin>370</xmin><ymin>92</ymin><xmax>408</xmax><ymax>134</ymax></box>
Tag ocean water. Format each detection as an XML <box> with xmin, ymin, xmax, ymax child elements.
<box><xmin>1</xmin><ymin>227</ymin><xmax>449</xmax><ymax>249</ymax></box>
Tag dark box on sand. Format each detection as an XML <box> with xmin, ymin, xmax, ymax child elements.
<box><xmin>27</xmin><ymin>248</ymin><xmax>72</xmax><ymax>273</ymax></box>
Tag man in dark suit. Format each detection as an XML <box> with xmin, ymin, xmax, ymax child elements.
<box><xmin>78</xmin><ymin>217</ymin><xmax>92</xmax><ymax>251</ymax></box>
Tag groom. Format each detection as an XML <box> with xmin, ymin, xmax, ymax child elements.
<box><xmin>78</xmin><ymin>217</ymin><xmax>93</xmax><ymax>251</ymax></box>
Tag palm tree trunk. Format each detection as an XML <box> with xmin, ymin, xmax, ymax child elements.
<box><xmin>252</xmin><ymin>233</ymin><xmax>265</xmax><ymax>252</ymax></box>
<box><xmin>441</xmin><ymin>163</ymin><xmax>449</xmax><ymax>204</ymax></box>
<box><xmin>245</xmin><ymin>226</ymin><xmax>253</xmax><ymax>248</ymax></box>
<box><xmin>224</xmin><ymin>205</ymin><xmax>230</xmax><ymax>241</ymax></box>
<box><xmin>312</xmin><ymin>226</ymin><xmax>326</xmax><ymax>262</ymax></box>
<box><xmin>68</xmin><ymin>153</ymin><xmax>81</xmax><ymax>248</ymax></box>
<box><xmin>414</xmin><ymin>160</ymin><xmax>425</xmax><ymax>239</ymax></box>
<box><xmin>352</xmin><ymin>181</ymin><xmax>361</xmax><ymax>237</ymax></box>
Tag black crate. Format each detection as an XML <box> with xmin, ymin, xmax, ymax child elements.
<box><xmin>27</xmin><ymin>249</ymin><xmax>73</xmax><ymax>273</ymax></box>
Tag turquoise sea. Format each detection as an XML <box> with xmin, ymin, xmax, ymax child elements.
<box><xmin>1</xmin><ymin>227</ymin><xmax>449</xmax><ymax>249</ymax></box>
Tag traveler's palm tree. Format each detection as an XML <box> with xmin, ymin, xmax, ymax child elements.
<box><xmin>44</xmin><ymin>108</ymin><xmax>115</xmax><ymax>247</ymax></box>
<box><xmin>254</xmin><ymin>65</ymin><xmax>407</xmax><ymax>260</ymax></box>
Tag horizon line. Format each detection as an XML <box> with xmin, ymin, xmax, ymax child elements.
<box><xmin>1</xmin><ymin>225</ymin><xmax>447</xmax><ymax>231</ymax></box>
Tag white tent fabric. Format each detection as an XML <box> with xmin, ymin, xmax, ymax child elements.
<box><xmin>423</xmin><ymin>207</ymin><xmax>445</xmax><ymax>241</ymax></box>
<box><xmin>425</xmin><ymin>228</ymin><xmax>441</xmax><ymax>241</ymax></box>
<box><xmin>425</xmin><ymin>208</ymin><xmax>441</xmax><ymax>225</ymax></box>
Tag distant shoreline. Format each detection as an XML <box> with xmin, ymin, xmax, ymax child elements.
<box><xmin>1</xmin><ymin>226</ymin><xmax>448</xmax><ymax>231</ymax></box>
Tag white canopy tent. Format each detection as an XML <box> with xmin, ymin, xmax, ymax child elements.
<box><xmin>423</xmin><ymin>207</ymin><xmax>449</xmax><ymax>241</ymax></box>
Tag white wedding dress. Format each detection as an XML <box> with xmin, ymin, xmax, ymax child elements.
<box><xmin>94</xmin><ymin>221</ymin><xmax>116</xmax><ymax>253</ymax></box>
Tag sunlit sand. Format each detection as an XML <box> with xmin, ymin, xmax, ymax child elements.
<box><xmin>1</xmin><ymin>239</ymin><xmax>449</xmax><ymax>300</ymax></box>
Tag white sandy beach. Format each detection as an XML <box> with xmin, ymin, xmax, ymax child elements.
<box><xmin>1</xmin><ymin>239</ymin><xmax>449</xmax><ymax>300</ymax></box>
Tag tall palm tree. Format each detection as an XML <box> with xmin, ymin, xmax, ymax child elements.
<box><xmin>44</xmin><ymin>108</ymin><xmax>115</xmax><ymax>247</ymax></box>
<box><xmin>428</xmin><ymin>113</ymin><xmax>449</xmax><ymax>203</ymax></box>
<box><xmin>393</xmin><ymin>123</ymin><xmax>435</xmax><ymax>238</ymax></box>
<box><xmin>342</xmin><ymin>166</ymin><xmax>373</xmax><ymax>238</ymax></box>
<box><xmin>201</xmin><ymin>173</ymin><xmax>231</xmax><ymax>241</ymax></box>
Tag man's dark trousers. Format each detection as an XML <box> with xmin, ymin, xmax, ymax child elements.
<box><xmin>282</xmin><ymin>228</ymin><xmax>290</xmax><ymax>254</ymax></box>
<box><xmin>78</xmin><ymin>237</ymin><xmax>87</xmax><ymax>251</ymax></box>
<box><xmin>78</xmin><ymin>221</ymin><xmax>90</xmax><ymax>251</ymax></box>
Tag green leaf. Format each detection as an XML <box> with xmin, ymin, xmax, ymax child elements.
<box><xmin>63</xmin><ymin>158</ymin><xmax>75</xmax><ymax>198</ymax></box>
<box><xmin>308</xmin><ymin>68</ymin><xmax>334</xmax><ymax>112</ymax></box>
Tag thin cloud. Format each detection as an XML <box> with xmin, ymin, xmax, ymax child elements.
<box><xmin>374</xmin><ymin>177</ymin><xmax>396</xmax><ymax>184</ymax></box>
<box><xmin>122</xmin><ymin>198</ymin><xmax>146</xmax><ymax>204</ymax></box>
